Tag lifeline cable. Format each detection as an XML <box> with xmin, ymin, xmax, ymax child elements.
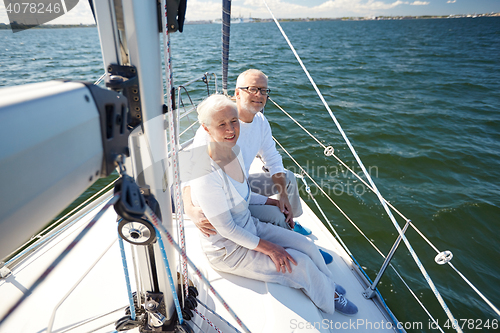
<box><xmin>274</xmin><ymin>135</ymin><xmax>445</xmax><ymax>332</ymax></box>
<box><xmin>6</xmin><ymin>179</ymin><xmax>118</xmax><ymax>267</ymax></box>
<box><xmin>194</xmin><ymin>309</ymin><xmax>223</xmax><ymax>333</ymax></box>
<box><xmin>197</xmin><ymin>298</ymin><xmax>242</xmax><ymax>333</ymax></box>
<box><xmin>272</xmin><ymin>87</ymin><xmax>500</xmax><ymax>319</ymax></box>
<box><xmin>0</xmin><ymin>195</ymin><xmax>120</xmax><ymax>326</ymax></box>
<box><xmin>262</xmin><ymin>1</ymin><xmax>462</xmax><ymax>330</ymax></box>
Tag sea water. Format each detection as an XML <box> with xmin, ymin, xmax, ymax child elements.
<box><xmin>1</xmin><ymin>17</ymin><xmax>499</xmax><ymax>331</ymax></box>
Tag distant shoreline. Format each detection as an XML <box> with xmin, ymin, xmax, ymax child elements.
<box><xmin>0</xmin><ymin>23</ymin><xmax>96</xmax><ymax>30</ymax></box>
<box><xmin>1</xmin><ymin>13</ymin><xmax>499</xmax><ymax>29</ymax></box>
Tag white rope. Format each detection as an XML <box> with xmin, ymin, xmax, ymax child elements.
<box><xmin>6</xmin><ymin>179</ymin><xmax>117</xmax><ymax>266</ymax></box>
<box><xmin>275</xmin><ymin>137</ymin><xmax>445</xmax><ymax>332</ymax></box>
<box><xmin>273</xmin><ymin>137</ymin><xmax>374</xmax><ymax>257</ymax></box>
<box><xmin>263</xmin><ymin>3</ymin><xmax>461</xmax><ymax>328</ymax></box>
<box><xmin>268</xmin><ymin>97</ymin><xmax>326</xmax><ymax>149</ymax></box>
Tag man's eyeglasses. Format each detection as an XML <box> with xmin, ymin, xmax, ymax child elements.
<box><xmin>238</xmin><ymin>86</ymin><xmax>271</xmax><ymax>96</ymax></box>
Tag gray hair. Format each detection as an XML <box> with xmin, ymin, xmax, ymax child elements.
<box><xmin>197</xmin><ymin>94</ymin><xmax>238</xmax><ymax>126</ymax></box>
<box><xmin>235</xmin><ymin>69</ymin><xmax>268</xmax><ymax>91</ymax></box>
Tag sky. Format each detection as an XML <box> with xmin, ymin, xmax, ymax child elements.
<box><xmin>0</xmin><ymin>0</ymin><xmax>499</xmax><ymax>25</ymax></box>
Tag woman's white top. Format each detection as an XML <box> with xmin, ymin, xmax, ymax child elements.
<box><xmin>188</xmin><ymin>146</ymin><xmax>268</xmax><ymax>267</ymax></box>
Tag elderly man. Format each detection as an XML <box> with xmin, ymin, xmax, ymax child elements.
<box><xmin>183</xmin><ymin>69</ymin><xmax>333</xmax><ymax>263</ymax></box>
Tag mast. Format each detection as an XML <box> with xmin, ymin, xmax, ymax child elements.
<box><xmin>92</xmin><ymin>0</ymin><xmax>178</xmax><ymax>326</ymax></box>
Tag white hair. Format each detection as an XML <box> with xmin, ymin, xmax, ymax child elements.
<box><xmin>235</xmin><ymin>69</ymin><xmax>268</xmax><ymax>91</ymax></box>
<box><xmin>197</xmin><ymin>94</ymin><xmax>237</xmax><ymax>126</ymax></box>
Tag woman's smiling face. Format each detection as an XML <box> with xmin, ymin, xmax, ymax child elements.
<box><xmin>204</xmin><ymin>105</ymin><xmax>240</xmax><ymax>147</ymax></box>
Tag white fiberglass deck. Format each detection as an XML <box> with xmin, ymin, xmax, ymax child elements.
<box><xmin>0</xmin><ymin>172</ymin><xmax>399</xmax><ymax>333</ymax></box>
<box><xmin>185</xmin><ymin>195</ymin><xmax>397</xmax><ymax>333</ymax></box>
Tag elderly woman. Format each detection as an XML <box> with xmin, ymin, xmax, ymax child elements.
<box><xmin>188</xmin><ymin>94</ymin><xmax>357</xmax><ymax>316</ymax></box>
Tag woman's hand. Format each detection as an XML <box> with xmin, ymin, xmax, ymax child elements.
<box><xmin>255</xmin><ymin>239</ymin><xmax>298</xmax><ymax>273</ymax></box>
<box><xmin>190</xmin><ymin>207</ymin><xmax>217</xmax><ymax>237</ymax></box>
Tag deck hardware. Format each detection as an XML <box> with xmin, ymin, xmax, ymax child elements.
<box><xmin>84</xmin><ymin>83</ymin><xmax>130</xmax><ymax>177</ymax></box>
<box><xmin>165</xmin><ymin>0</ymin><xmax>187</xmax><ymax>33</ymax></box>
<box><xmin>363</xmin><ymin>219</ymin><xmax>411</xmax><ymax>299</ymax></box>
<box><xmin>144</xmin><ymin>292</ymin><xmax>168</xmax><ymax>329</ymax></box>
<box><xmin>118</xmin><ymin>220</ymin><xmax>156</xmax><ymax>245</ymax></box>
<box><xmin>115</xmin><ymin>315</ymin><xmax>143</xmax><ymax>331</ymax></box>
<box><xmin>114</xmin><ymin>175</ymin><xmax>147</xmax><ymax>221</ymax></box>
<box><xmin>114</xmin><ymin>175</ymin><xmax>157</xmax><ymax>245</ymax></box>
<box><xmin>105</xmin><ymin>64</ymin><xmax>143</xmax><ymax>129</ymax></box>
<box><xmin>0</xmin><ymin>262</ymin><xmax>12</xmax><ymax>279</ymax></box>
<box><xmin>324</xmin><ymin>146</ymin><xmax>335</xmax><ymax>156</ymax></box>
<box><xmin>435</xmin><ymin>250</ymin><xmax>453</xmax><ymax>265</ymax></box>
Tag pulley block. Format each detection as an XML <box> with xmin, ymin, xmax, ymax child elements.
<box><xmin>118</xmin><ymin>219</ymin><xmax>156</xmax><ymax>245</ymax></box>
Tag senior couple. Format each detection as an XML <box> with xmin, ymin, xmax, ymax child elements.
<box><xmin>181</xmin><ymin>69</ymin><xmax>358</xmax><ymax>316</ymax></box>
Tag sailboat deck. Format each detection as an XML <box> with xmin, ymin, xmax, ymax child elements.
<box><xmin>185</xmin><ymin>190</ymin><xmax>397</xmax><ymax>332</ymax></box>
<box><xmin>0</xmin><ymin>162</ymin><xmax>399</xmax><ymax>333</ymax></box>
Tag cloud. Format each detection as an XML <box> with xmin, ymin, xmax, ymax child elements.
<box><xmin>49</xmin><ymin>1</ymin><xmax>95</xmax><ymax>24</ymax></box>
<box><xmin>447</xmin><ymin>0</ymin><xmax>456</xmax><ymax>3</ymax></box>
<box><xmin>0</xmin><ymin>0</ymin><xmax>427</xmax><ymax>25</ymax></box>
<box><xmin>317</xmin><ymin>0</ymin><xmax>407</xmax><ymax>12</ymax></box>
<box><xmin>186</xmin><ymin>0</ymin><xmax>221</xmax><ymax>21</ymax></box>
<box><xmin>185</xmin><ymin>0</ymin><xmax>410</xmax><ymax>20</ymax></box>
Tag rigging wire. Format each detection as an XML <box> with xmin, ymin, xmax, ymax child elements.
<box><xmin>276</xmin><ymin>138</ymin><xmax>445</xmax><ymax>331</ymax></box>
<box><xmin>262</xmin><ymin>1</ymin><xmax>462</xmax><ymax>330</ymax></box>
<box><xmin>271</xmin><ymin>98</ymin><xmax>500</xmax><ymax>318</ymax></box>
<box><xmin>197</xmin><ymin>298</ymin><xmax>243</xmax><ymax>333</ymax></box>
<box><xmin>6</xmin><ymin>178</ymin><xmax>118</xmax><ymax>266</ymax></box>
<box><xmin>296</xmin><ymin>172</ymin><xmax>444</xmax><ymax>332</ymax></box>
<box><xmin>194</xmin><ymin>309</ymin><xmax>224</xmax><ymax>333</ymax></box>
<box><xmin>0</xmin><ymin>195</ymin><xmax>120</xmax><ymax>326</ymax></box>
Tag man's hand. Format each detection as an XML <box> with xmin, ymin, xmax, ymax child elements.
<box><xmin>183</xmin><ymin>186</ymin><xmax>217</xmax><ymax>237</ymax></box>
<box><xmin>278</xmin><ymin>195</ymin><xmax>294</xmax><ymax>228</ymax></box>
<box><xmin>265</xmin><ymin>197</ymin><xmax>294</xmax><ymax>228</ymax></box>
<box><xmin>271</xmin><ymin>172</ymin><xmax>294</xmax><ymax>227</ymax></box>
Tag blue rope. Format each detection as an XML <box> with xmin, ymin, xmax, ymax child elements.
<box><xmin>156</xmin><ymin>228</ymin><xmax>184</xmax><ymax>325</ymax></box>
<box><xmin>117</xmin><ymin>230</ymin><xmax>136</xmax><ymax>321</ymax></box>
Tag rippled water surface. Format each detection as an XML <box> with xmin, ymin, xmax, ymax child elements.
<box><xmin>1</xmin><ymin>17</ymin><xmax>499</xmax><ymax>331</ymax></box>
